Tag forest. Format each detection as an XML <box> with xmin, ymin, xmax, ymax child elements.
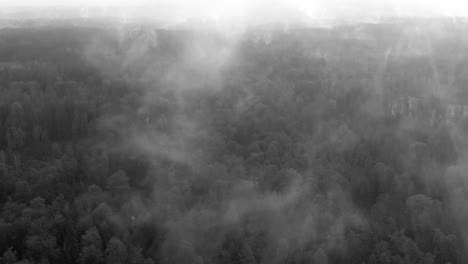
<box><xmin>0</xmin><ymin>18</ymin><xmax>468</xmax><ymax>264</ymax></box>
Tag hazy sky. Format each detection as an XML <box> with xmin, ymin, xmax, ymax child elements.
<box><xmin>2</xmin><ymin>0</ymin><xmax>468</xmax><ymax>23</ymax></box>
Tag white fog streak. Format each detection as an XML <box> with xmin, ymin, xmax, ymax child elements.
<box><xmin>3</xmin><ymin>0</ymin><xmax>468</xmax><ymax>27</ymax></box>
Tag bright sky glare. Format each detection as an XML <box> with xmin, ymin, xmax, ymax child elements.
<box><xmin>2</xmin><ymin>0</ymin><xmax>468</xmax><ymax>22</ymax></box>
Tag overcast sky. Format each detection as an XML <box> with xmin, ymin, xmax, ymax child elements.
<box><xmin>1</xmin><ymin>0</ymin><xmax>468</xmax><ymax>24</ymax></box>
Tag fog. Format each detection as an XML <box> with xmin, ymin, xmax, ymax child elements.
<box><xmin>4</xmin><ymin>0</ymin><xmax>468</xmax><ymax>27</ymax></box>
<box><xmin>1</xmin><ymin>0</ymin><xmax>468</xmax><ymax>264</ymax></box>
<box><xmin>75</xmin><ymin>13</ymin><xmax>468</xmax><ymax>262</ymax></box>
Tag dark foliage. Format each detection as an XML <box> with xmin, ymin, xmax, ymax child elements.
<box><xmin>0</xmin><ymin>20</ymin><xmax>467</xmax><ymax>264</ymax></box>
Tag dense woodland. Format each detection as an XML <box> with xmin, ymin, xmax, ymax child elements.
<box><xmin>1</xmin><ymin>19</ymin><xmax>468</xmax><ymax>264</ymax></box>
